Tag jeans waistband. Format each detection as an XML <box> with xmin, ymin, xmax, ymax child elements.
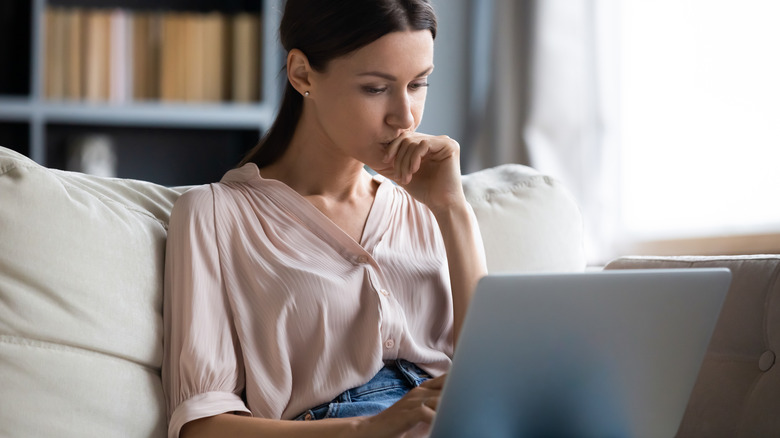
<box><xmin>294</xmin><ymin>359</ymin><xmax>432</xmax><ymax>420</ymax></box>
<box><xmin>333</xmin><ymin>359</ymin><xmax>430</xmax><ymax>403</ymax></box>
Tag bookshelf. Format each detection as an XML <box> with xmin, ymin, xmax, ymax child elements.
<box><xmin>0</xmin><ymin>0</ymin><xmax>284</xmax><ymax>185</ymax></box>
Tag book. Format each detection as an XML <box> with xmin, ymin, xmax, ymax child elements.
<box><xmin>147</xmin><ymin>14</ymin><xmax>162</xmax><ymax>100</ymax></box>
<box><xmin>45</xmin><ymin>8</ymin><xmax>66</xmax><ymax>100</ymax></box>
<box><xmin>109</xmin><ymin>9</ymin><xmax>132</xmax><ymax>103</ymax></box>
<box><xmin>132</xmin><ymin>13</ymin><xmax>150</xmax><ymax>100</ymax></box>
<box><xmin>84</xmin><ymin>10</ymin><xmax>111</xmax><ymax>101</ymax></box>
<box><xmin>161</xmin><ymin>12</ymin><xmax>193</xmax><ymax>101</ymax></box>
<box><xmin>231</xmin><ymin>12</ymin><xmax>261</xmax><ymax>102</ymax></box>
<box><xmin>184</xmin><ymin>13</ymin><xmax>205</xmax><ymax>101</ymax></box>
<box><xmin>133</xmin><ymin>12</ymin><xmax>163</xmax><ymax>100</ymax></box>
<box><xmin>159</xmin><ymin>12</ymin><xmax>177</xmax><ymax>101</ymax></box>
<box><xmin>64</xmin><ymin>9</ymin><xmax>83</xmax><ymax>100</ymax></box>
<box><xmin>202</xmin><ymin>12</ymin><xmax>227</xmax><ymax>102</ymax></box>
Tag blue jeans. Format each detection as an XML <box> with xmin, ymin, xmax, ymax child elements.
<box><xmin>293</xmin><ymin>359</ymin><xmax>431</xmax><ymax>421</ymax></box>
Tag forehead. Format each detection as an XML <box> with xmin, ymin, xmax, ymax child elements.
<box><xmin>327</xmin><ymin>30</ymin><xmax>434</xmax><ymax>76</ymax></box>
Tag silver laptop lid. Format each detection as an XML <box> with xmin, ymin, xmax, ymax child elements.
<box><xmin>430</xmin><ymin>268</ymin><xmax>731</xmax><ymax>438</ymax></box>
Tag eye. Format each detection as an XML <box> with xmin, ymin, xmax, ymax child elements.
<box><xmin>363</xmin><ymin>86</ymin><xmax>387</xmax><ymax>94</ymax></box>
<box><xmin>410</xmin><ymin>82</ymin><xmax>430</xmax><ymax>91</ymax></box>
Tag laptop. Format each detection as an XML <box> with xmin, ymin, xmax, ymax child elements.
<box><xmin>428</xmin><ymin>268</ymin><xmax>732</xmax><ymax>438</ymax></box>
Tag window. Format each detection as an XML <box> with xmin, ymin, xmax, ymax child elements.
<box><xmin>619</xmin><ymin>0</ymin><xmax>780</xmax><ymax>250</ymax></box>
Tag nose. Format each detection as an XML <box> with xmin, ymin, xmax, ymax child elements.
<box><xmin>386</xmin><ymin>90</ymin><xmax>415</xmax><ymax>131</ymax></box>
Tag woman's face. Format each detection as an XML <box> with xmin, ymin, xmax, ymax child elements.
<box><xmin>306</xmin><ymin>30</ymin><xmax>434</xmax><ymax>170</ymax></box>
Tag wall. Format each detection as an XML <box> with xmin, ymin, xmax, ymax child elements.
<box><xmin>418</xmin><ymin>0</ymin><xmax>469</xmax><ymax>147</ymax></box>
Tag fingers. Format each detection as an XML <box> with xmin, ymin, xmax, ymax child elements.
<box><xmin>424</xmin><ymin>398</ymin><xmax>440</xmax><ymax>414</ymax></box>
<box><xmin>358</xmin><ymin>374</ymin><xmax>451</xmax><ymax>438</ymax></box>
<box><xmin>382</xmin><ymin>131</ymin><xmax>410</xmax><ymax>164</ymax></box>
<box><xmin>383</xmin><ymin>132</ymin><xmax>414</xmax><ymax>183</ymax></box>
<box><xmin>383</xmin><ymin>133</ymin><xmax>437</xmax><ymax>185</ymax></box>
<box><xmin>362</xmin><ymin>385</ymin><xmax>441</xmax><ymax>437</ymax></box>
<box><xmin>404</xmin><ymin>378</ymin><xmax>444</xmax><ymax>417</ymax></box>
<box><xmin>402</xmin><ymin>390</ymin><xmax>439</xmax><ymax>428</ymax></box>
<box><xmin>419</xmin><ymin>374</ymin><xmax>447</xmax><ymax>389</ymax></box>
<box><xmin>396</xmin><ymin>139</ymin><xmax>429</xmax><ymax>185</ymax></box>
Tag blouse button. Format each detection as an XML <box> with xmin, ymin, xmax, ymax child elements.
<box><xmin>759</xmin><ymin>350</ymin><xmax>775</xmax><ymax>372</ymax></box>
<box><xmin>385</xmin><ymin>339</ymin><xmax>395</xmax><ymax>349</ymax></box>
<box><xmin>356</xmin><ymin>255</ymin><xmax>369</xmax><ymax>264</ymax></box>
<box><xmin>380</xmin><ymin>289</ymin><xmax>390</xmax><ymax>296</ymax></box>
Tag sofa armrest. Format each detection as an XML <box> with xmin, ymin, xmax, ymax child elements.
<box><xmin>604</xmin><ymin>255</ymin><xmax>780</xmax><ymax>438</ymax></box>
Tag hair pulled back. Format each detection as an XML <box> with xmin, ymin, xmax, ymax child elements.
<box><xmin>240</xmin><ymin>0</ymin><xmax>437</xmax><ymax>168</ymax></box>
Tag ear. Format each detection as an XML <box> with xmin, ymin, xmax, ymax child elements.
<box><xmin>287</xmin><ymin>49</ymin><xmax>313</xmax><ymax>96</ymax></box>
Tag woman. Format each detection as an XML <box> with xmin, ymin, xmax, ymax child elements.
<box><xmin>162</xmin><ymin>0</ymin><xmax>487</xmax><ymax>437</ymax></box>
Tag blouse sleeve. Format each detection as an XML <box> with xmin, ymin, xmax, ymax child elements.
<box><xmin>162</xmin><ymin>186</ymin><xmax>251</xmax><ymax>438</ymax></box>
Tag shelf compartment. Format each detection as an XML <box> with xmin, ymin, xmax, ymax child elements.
<box><xmin>0</xmin><ymin>122</ymin><xmax>31</xmax><ymax>156</ymax></box>
<box><xmin>0</xmin><ymin>1</ymin><xmax>32</xmax><ymax>97</ymax></box>
<box><xmin>46</xmin><ymin>123</ymin><xmax>259</xmax><ymax>186</ymax></box>
<box><xmin>41</xmin><ymin>6</ymin><xmax>263</xmax><ymax>103</ymax></box>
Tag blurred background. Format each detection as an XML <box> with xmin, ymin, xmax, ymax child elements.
<box><xmin>424</xmin><ymin>0</ymin><xmax>780</xmax><ymax>264</ymax></box>
<box><xmin>1</xmin><ymin>0</ymin><xmax>778</xmax><ymax>264</ymax></box>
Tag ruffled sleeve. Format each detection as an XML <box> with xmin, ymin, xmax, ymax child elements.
<box><xmin>162</xmin><ymin>185</ymin><xmax>251</xmax><ymax>438</ymax></box>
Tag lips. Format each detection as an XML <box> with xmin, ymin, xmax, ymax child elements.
<box><xmin>382</xmin><ymin>130</ymin><xmax>412</xmax><ymax>146</ymax></box>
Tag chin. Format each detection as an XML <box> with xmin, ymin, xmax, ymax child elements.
<box><xmin>360</xmin><ymin>150</ymin><xmax>387</xmax><ymax>172</ymax></box>
<box><xmin>363</xmin><ymin>161</ymin><xmax>385</xmax><ymax>175</ymax></box>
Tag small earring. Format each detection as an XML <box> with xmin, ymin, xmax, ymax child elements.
<box><xmin>304</xmin><ymin>91</ymin><xmax>310</xmax><ymax>97</ymax></box>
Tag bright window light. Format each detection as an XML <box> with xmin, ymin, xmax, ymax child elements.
<box><xmin>620</xmin><ymin>0</ymin><xmax>780</xmax><ymax>240</ymax></box>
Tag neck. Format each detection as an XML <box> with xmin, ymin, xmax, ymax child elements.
<box><xmin>259</xmin><ymin>122</ymin><xmax>372</xmax><ymax>200</ymax></box>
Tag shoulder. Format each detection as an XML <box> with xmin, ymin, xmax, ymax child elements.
<box><xmin>170</xmin><ymin>180</ymin><xmax>251</xmax><ymax>227</ymax></box>
<box><xmin>171</xmin><ymin>185</ymin><xmax>215</xmax><ymax>218</ymax></box>
<box><xmin>171</xmin><ymin>162</ymin><xmax>261</xmax><ymax>219</ymax></box>
<box><xmin>168</xmin><ymin>185</ymin><xmax>217</xmax><ymax>235</ymax></box>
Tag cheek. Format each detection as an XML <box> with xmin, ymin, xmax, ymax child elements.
<box><xmin>412</xmin><ymin>96</ymin><xmax>427</xmax><ymax>127</ymax></box>
<box><xmin>320</xmin><ymin>97</ymin><xmax>379</xmax><ymax>142</ymax></box>
<box><xmin>342</xmin><ymin>98</ymin><xmax>387</xmax><ymax>131</ymax></box>
<box><xmin>320</xmin><ymin>94</ymin><xmax>359</xmax><ymax>127</ymax></box>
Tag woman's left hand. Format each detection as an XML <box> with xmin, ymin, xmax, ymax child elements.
<box><xmin>375</xmin><ymin>132</ymin><xmax>466</xmax><ymax>213</ymax></box>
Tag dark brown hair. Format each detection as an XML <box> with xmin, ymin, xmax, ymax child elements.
<box><xmin>239</xmin><ymin>0</ymin><xmax>437</xmax><ymax>168</ymax></box>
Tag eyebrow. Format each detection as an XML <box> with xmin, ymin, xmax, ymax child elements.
<box><xmin>356</xmin><ymin>66</ymin><xmax>434</xmax><ymax>81</ymax></box>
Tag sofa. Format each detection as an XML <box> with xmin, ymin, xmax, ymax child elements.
<box><xmin>605</xmin><ymin>255</ymin><xmax>780</xmax><ymax>437</ymax></box>
<box><xmin>0</xmin><ymin>145</ymin><xmax>585</xmax><ymax>437</ymax></box>
<box><xmin>0</xmin><ymin>144</ymin><xmax>776</xmax><ymax>437</ymax></box>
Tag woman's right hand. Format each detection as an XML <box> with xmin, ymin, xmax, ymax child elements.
<box><xmin>354</xmin><ymin>374</ymin><xmax>446</xmax><ymax>438</ymax></box>
<box><xmin>179</xmin><ymin>375</ymin><xmax>448</xmax><ymax>438</ymax></box>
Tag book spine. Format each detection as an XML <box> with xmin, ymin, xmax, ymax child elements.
<box><xmin>45</xmin><ymin>7</ymin><xmax>66</xmax><ymax>100</ymax></box>
<box><xmin>109</xmin><ymin>9</ymin><xmax>129</xmax><ymax>103</ymax></box>
<box><xmin>231</xmin><ymin>12</ymin><xmax>260</xmax><ymax>103</ymax></box>
<box><xmin>65</xmin><ymin>9</ymin><xmax>83</xmax><ymax>100</ymax></box>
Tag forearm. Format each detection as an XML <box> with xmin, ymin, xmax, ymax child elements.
<box><xmin>181</xmin><ymin>413</ymin><xmax>363</xmax><ymax>438</ymax></box>
<box><xmin>432</xmin><ymin>201</ymin><xmax>488</xmax><ymax>347</ymax></box>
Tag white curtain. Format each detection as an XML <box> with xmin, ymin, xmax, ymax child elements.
<box><xmin>469</xmin><ymin>0</ymin><xmax>620</xmax><ymax>264</ymax></box>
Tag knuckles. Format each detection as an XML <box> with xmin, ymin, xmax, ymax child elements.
<box><xmin>400</xmin><ymin>134</ymin><xmax>459</xmax><ymax>151</ymax></box>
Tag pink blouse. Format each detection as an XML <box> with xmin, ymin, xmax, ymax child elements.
<box><xmin>163</xmin><ymin>163</ymin><xmax>472</xmax><ymax>438</ymax></box>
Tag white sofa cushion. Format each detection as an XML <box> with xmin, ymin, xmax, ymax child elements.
<box><xmin>0</xmin><ymin>147</ymin><xmax>184</xmax><ymax>437</ymax></box>
<box><xmin>463</xmin><ymin>163</ymin><xmax>586</xmax><ymax>273</ymax></box>
<box><xmin>0</xmin><ymin>146</ymin><xmax>584</xmax><ymax>437</ymax></box>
